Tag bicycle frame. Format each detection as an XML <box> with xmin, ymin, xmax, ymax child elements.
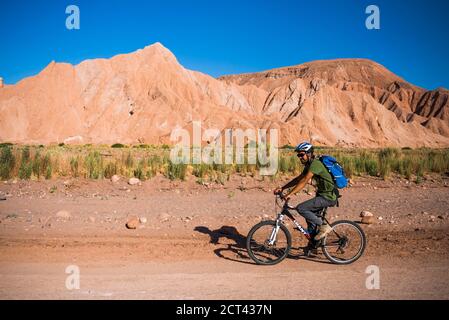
<box><xmin>270</xmin><ymin>195</ymin><xmax>331</xmax><ymax>244</ymax></box>
<box><xmin>268</xmin><ymin>198</ymin><xmax>311</xmax><ymax>245</ymax></box>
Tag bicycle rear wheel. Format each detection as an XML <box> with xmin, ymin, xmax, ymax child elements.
<box><xmin>246</xmin><ymin>220</ymin><xmax>292</xmax><ymax>265</ymax></box>
<box><xmin>322</xmin><ymin>220</ymin><xmax>366</xmax><ymax>265</ymax></box>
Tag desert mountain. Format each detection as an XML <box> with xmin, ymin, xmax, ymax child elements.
<box><xmin>220</xmin><ymin>59</ymin><xmax>449</xmax><ymax>146</ymax></box>
<box><xmin>1</xmin><ymin>42</ymin><xmax>448</xmax><ymax>147</ymax></box>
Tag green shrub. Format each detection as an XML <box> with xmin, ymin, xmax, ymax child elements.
<box><xmin>0</xmin><ymin>142</ymin><xmax>13</xmax><ymax>148</ymax></box>
<box><xmin>287</xmin><ymin>155</ymin><xmax>299</xmax><ymax>174</ymax></box>
<box><xmin>399</xmin><ymin>158</ymin><xmax>413</xmax><ymax>179</ymax></box>
<box><xmin>279</xmin><ymin>157</ymin><xmax>289</xmax><ymax>174</ymax></box>
<box><xmin>247</xmin><ymin>164</ymin><xmax>257</xmax><ymax>176</ymax></box>
<box><xmin>40</xmin><ymin>154</ymin><xmax>52</xmax><ymax>179</ymax></box>
<box><xmin>339</xmin><ymin>156</ymin><xmax>354</xmax><ymax>178</ymax></box>
<box><xmin>215</xmin><ymin>172</ymin><xmax>228</xmax><ymax>185</ymax></box>
<box><xmin>212</xmin><ymin>163</ymin><xmax>229</xmax><ymax>174</ymax></box>
<box><xmin>21</xmin><ymin>146</ymin><xmax>30</xmax><ymax>162</ymax></box>
<box><xmin>19</xmin><ymin>163</ymin><xmax>32</xmax><ymax>179</ymax></box>
<box><xmin>18</xmin><ymin>147</ymin><xmax>32</xmax><ymax>180</ymax></box>
<box><xmin>111</xmin><ymin>143</ymin><xmax>126</xmax><ymax>148</ymax></box>
<box><xmin>147</xmin><ymin>155</ymin><xmax>163</xmax><ymax>167</ymax></box>
<box><xmin>415</xmin><ymin>174</ymin><xmax>423</xmax><ymax>184</ymax></box>
<box><xmin>70</xmin><ymin>157</ymin><xmax>80</xmax><ymax>178</ymax></box>
<box><xmin>145</xmin><ymin>155</ymin><xmax>163</xmax><ymax>178</ymax></box>
<box><xmin>85</xmin><ymin>151</ymin><xmax>103</xmax><ymax>179</ymax></box>
<box><xmin>133</xmin><ymin>166</ymin><xmax>144</xmax><ymax>180</ymax></box>
<box><xmin>165</xmin><ymin>161</ymin><xmax>186</xmax><ymax>180</ymax></box>
<box><xmin>416</xmin><ymin>161</ymin><xmax>424</xmax><ymax>179</ymax></box>
<box><xmin>193</xmin><ymin>163</ymin><xmax>212</xmax><ymax>178</ymax></box>
<box><xmin>365</xmin><ymin>159</ymin><xmax>378</xmax><ymax>176</ymax></box>
<box><xmin>378</xmin><ymin>148</ymin><xmax>399</xmax><ymax>179</ymax></box>
<box><xmin>428</xmin><ymin>151</ymin><xmax>448</xmax><ymax>173</ymax></box>
<box><xmin>132</xmin><ymin>159</ymin><xmax>146</xmax><ymax>180</ymax></box>
<box><xmin>124</xmin><ymin>152</ymin><xmax>133</xmax><ymax>168</ymax></box>
<box><xmin>0</xmin><ymin>146</ymin><xmax>15</xmax><ymax>179</ymax></box>
<box><xmin>33</xmin><ymin>151</ymin><xmax>42</xmax><ymax>178</ymax></box>
<box><xmin>104</xmin><ymin>162</ymin><xmax>117</xmax><ymax>179</ymax></box>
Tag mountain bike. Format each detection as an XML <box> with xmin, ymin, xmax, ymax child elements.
<box><xmin>246</xmin><ymin>194</ymin><xmax>366</xmax><ymax>265</ymax></box>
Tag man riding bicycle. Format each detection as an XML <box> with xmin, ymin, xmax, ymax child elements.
<box><xmin>274</xmin><ymin>142</ymin><xmax>338</xmax><ymax>241</ymax></box>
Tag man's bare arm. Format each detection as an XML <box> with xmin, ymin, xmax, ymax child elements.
<box><xmin>281</xmin><ymin>175</ymin><xmax>302</xmax><ymax>191</ymax></box>
<box><xmin>284</xmin><ymin>171</ymin><xmax>314</xmax><ymax>199</ymax></box>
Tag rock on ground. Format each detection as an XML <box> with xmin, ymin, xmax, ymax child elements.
<box><xmin>128</xmin><ymin>178</ymin><xmax>140</xmax><ymax>185</ymax></box>
<box><xmin>126</xmin><ymin>216</ymin><xmax>140</xmax><ymax>229</ymax></box>
<box><xmin>158</xmin><ymin>213</ymin><xmax>170</xmax><ymax>222</ymax></box>
<box><xmin>361</xmin><ymin>216</ymin><xmax>376</xmax><ymax>224</ymax></box>
<box><xmin>360</xmin><ymin>210</ymin><xmax>374</xmax><ymax>217</ymax></box>
<box><xmin>55</xmin><ymin>210</ymin><xmax>72</xmax><ymax>219</ymax></box>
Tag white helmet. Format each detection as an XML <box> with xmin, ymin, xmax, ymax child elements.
<box><xmin>294</xmin><ymin>142</ymin><xmax>314</xmax><ymax>153</ymax></box>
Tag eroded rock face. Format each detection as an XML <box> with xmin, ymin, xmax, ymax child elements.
<box><xmin>221</xmin><ymin>58</ymin><xmax>449</xmax><ymax>145</ymax></box>
<box><xmin>1</xmin><ymin>44</ymin><xmax>448</xmax><ymax>147</ymax></box>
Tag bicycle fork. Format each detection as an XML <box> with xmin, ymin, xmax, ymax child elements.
<box><xmin>268</xmin><ymin>213</ymin><xmax>314</xmax><ymax>246</ymax></box>
<box><xmin>268</xmin><ymin>215</ymin><xmax>283</xmax><ymax>245</ymax></box>
<box><xmin>268</xmin><ymin>213</ymin><xmax>313</xmax><ymax>245</ymax></box>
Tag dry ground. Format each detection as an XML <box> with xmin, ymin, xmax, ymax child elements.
<box><xmin>1</xmin><ymin>174</ymin><xmax>449</xmax><ymax>299</ymax></box>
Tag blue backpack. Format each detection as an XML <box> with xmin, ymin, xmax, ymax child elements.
<box><xmin>319</xmin><ymin>155</ymin><xmax>348</xmax><ymax>189</ymax></box>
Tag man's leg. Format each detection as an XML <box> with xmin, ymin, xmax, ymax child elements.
<box><xmin>296</xmin><ymin>197</ymin><xmax>326</xmax><ymax>228</ymax></box>
<box><xmin>297</xmin><ymin>197</ymin><xmax>336</xmax><ymax>240</ymax></box>
<box><xmin>306</xmin><ymin>221</ymin><xmax>317</xmax><ymax>236</ymax></box>
<box><xmin>296</xmin><ymin>198</ymin><xmax>322</xmax><ymax>255</ymax></box>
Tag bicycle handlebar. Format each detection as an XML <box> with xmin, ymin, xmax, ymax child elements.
<box><xmin>275</xmin><ymin>193</ymin><xmax>296</xmax><ymax>210</ymax></box>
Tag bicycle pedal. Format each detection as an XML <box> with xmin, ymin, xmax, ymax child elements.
<box><xmin>304</xmin><ymin>247</ymin><xmax>318</xmax><ymax>256</ymax></box>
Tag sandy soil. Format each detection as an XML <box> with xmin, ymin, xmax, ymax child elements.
<box><xmin>1</xmin><ymin>174</ymin><xmax>449</xmax><ymax>299</ymax></box>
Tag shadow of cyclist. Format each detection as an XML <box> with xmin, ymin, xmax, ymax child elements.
<box><xmin>194</xmin><ymin>225</ymin><xmax>253</xmax><ymax>264</ymax></box>
<box><xmin>194</xmin><ymin>225</ymin><xmax>334</xmax><ymax>265</ymax></box>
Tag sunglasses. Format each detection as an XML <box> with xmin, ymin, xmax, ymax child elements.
<box><xmin>297</xmin><ymin>152</ymin><xmax>307</xmax><ymax>158</ymax></box>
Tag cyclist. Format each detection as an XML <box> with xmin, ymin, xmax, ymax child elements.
<box><xmin>274</xmin><ymin>142</ymin><xmax>337</xmax><ymax>241</ymax></box>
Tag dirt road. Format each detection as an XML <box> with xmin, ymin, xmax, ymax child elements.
<box><xmin>1</xmin><ymin>175</ymin><xmax>449</xmax><ymax>299</ymax></box>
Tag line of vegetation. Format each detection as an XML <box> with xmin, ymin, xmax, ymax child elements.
<box><xmin>0</xmin><ymin>144</ymin><xmax>448</xmax><ymax>183</ymax></box>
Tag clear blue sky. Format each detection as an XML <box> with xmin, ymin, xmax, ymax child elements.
<box><xmin>1</xmin><ymin>0</ymin><xmax>449</xmax><ymax>90</ymax></box>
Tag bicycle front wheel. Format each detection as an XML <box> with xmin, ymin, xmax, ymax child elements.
<box><xmin>322</xmin><ymin>220</ymin><xmax>366</xmax><ymax>265</ymax></box>
<box><xmin>246</xmin><ymin>220</ymin><xmax>292</xmax><ymax>265</ymax></box>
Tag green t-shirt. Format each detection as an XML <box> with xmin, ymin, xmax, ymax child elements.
<box><xmin>302</xmin><ymin>159</ymin><xmax>337</xmax><ymax>201</ymax></box>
